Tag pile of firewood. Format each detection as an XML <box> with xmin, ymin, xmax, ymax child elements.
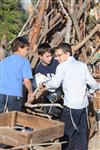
<box><xmin>18</xmin><ymin>0</ymin><xmax>100</xmax><ymax>70</ymax></box>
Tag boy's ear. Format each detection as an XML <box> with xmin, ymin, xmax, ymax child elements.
<box><xmin>38</xmin><ymin>54</ymin><xmax>42</xmax><ymax>59</ymax></box>
<box><xmin>66</xmin><ymin>51</ymin><xmax>70</xmax><ymax>56</ymax></box>
<box><xmin>18</xmin><ymin>47</ymin><xmax>21</xmax><ymax>52</ymax></box>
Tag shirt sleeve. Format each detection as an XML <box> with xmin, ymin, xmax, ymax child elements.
<box><xmin>85</xmin><ymin>64</ymin><xmax>99</xmax><ymax>91</ymax></box>
<box><xmin>44</xmin><ymin>64</ymin><xmax>65</xmax><ymax>89</ymax></box>
<box><xmin>22</xmin><ymin>60</ymin><xmax>33</xmax><ymax>79</ymax></box>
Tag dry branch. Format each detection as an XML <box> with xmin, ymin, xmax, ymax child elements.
<box><xmin>15</xmin><ymin>0</ymin><xmax>100</xmax><ymax>67</ymax></box>
<box><xmin>72</xmin><ymin>24</ymin><xmax>100</xmax><ymax>53</ymax></box>
<box><xmin>29</xmin><ymin>0</ymin><xmax>47</xmax><ymax>53</ymax></box>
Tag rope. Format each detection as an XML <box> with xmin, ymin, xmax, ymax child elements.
<box><xmin>3</xmin><ymin>95</ymin><xmax>8</xmax><ymax>113</ymax></box>
<box><xmin>86</xmin><ymin>107</ymin><xmax>90</xmax><ymax>129</ymax></box>
<box><xmin>69</xmin><ymin>108</ymin><xmax>79</xmax><ymax>132</ymax></box>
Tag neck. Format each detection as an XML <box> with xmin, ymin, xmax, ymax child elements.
<box><xmin>41</xmin><ymin>61</ymin><xmax>48</xmax><ymax>66</ymax></box>
<box><xmin>14</xmin><ymin>51</ymin><xmax>23</xmax><ymax>57</ymax></box>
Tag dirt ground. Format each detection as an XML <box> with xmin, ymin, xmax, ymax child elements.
<box><xmin>88</xmin><ymin>132</ymin><xmax>100</xmax><ymax>150</ymax></box>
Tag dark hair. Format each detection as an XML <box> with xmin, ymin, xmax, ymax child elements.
<box><xmin>55</xmin><ymin>43</ymin><xmax>72</xmax><ymax>56</ymax></box>
<box><xmin>11</xmin><ymin>36</ymin><xmax>29</xmax><ymax>52</ymax></box>
<box><xmin>37</xmin><ymin>43</ymin><xmax>54</xmax><ymax>55</ymax></box>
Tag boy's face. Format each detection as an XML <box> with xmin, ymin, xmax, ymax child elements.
<box><xmin>39</xmin><ymin>51</ymin><xmax>52</xmax><ymax>66</ymax></box>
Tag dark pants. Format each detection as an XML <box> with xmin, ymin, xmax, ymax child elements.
<box><xmin>0</xmin><ymin>94</ymin><xmax>23</xmax><ymax>113</ymax></box>
<box><xmin>60</xmin><ymin>106</ymin><xmax>88</xmax><ymax>150</ymax></box>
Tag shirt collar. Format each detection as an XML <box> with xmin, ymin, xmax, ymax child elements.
<box><xmin>66</xmin><ymin>56</ymin><xmax>75</xmax><ymax>62</ymax></box>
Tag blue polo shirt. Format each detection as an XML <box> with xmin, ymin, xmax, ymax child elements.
<box><xmin>0</xmin><ymin>54</ymin><xmax>33</xmax><ymax>97</ymax></box>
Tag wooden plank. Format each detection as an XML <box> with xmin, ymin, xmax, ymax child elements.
<box><xmin>0</xmin><ymin>113</ymin><xmax>12</xmax><ymax>126</ymax></box>
<box><xmin>16</xmin><ymin>111</ymin><xmax>64</xmax><ymax>130</ymax></box>
<box><xmin>0</xmin><ymin>112</ymin><xmax>64</xmax><ymax>146</ymax></box>
<box><xmin>0</xmin><ymin>127</ymin><xmax>29</xmax><ymax>146</ymax></box>
<box><xmin>28</xmin><ymin>125</ymin><xmax>64</xmax><ymax>144</ymax></box>
<box><xmin>16</xmin><ymin>112</ymin><xmax>64</xmax><ymax>143</ymax></box>
<box><xmin>11</xmin><ymin>111</ymin><xmax>17</xmax><ymax>127</ymax></box>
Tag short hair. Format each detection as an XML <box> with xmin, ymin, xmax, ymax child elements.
<box><xmin>37</xmin><ymin>43</ymin><xmax>54</xmax><ymax>56</ymax></box>
<box><xmin>11</xmin><ymin>36</ymin><xmax>29</xmax><ymax>52</ymax></box>
<box><xmin>55</xmin><ymin>43</ymin><xmax>72</xmax><ymax>56</ymax></box>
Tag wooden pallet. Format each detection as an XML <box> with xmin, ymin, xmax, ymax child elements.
<box><xmin>0</xmin><ymin>111</ymin><xmax>64</xmax><ymax>150</ymax></box>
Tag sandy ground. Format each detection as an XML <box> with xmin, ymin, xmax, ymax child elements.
<box><xmin>88</xmin><ymin>132</ymin><xmax>100</xmax><ymax>150</ymax></box>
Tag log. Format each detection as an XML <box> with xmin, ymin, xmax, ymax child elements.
<box><xmin>72</xmin><ymin>24</ymin><xmax>100</xmax><ymax>53</ymax></box>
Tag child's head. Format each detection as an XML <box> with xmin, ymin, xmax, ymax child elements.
<box><xmin>37</xmin><ymin>43</ymin><xmax>54</xmax><ymax>66</ymax></box>
<box><xmin>11</xmin><ymin>36</ymin><xmax>29</xmax><ymax>52</ymax></box>
<box><xmin>54</xmin><ymin>43</ymin><xmax>72</xmax><ymax>63</ymax></box>
<box><xmin>11</xmin><ymin>36</ymin><xmax>29</xmax><ymax>56</ymax></box>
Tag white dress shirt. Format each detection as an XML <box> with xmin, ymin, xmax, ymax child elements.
<box><xmin>44</xmin><ymin>56</ymin><xmax>99</xmax><ymax>109</ymax></box>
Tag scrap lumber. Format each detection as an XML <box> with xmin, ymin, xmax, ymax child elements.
<box><xmin>0</xmin><ymin>111</ymin><xmax>64</xmax><ymax>150</ymax></box>
<box><xmin>12</xmin><ymin>0</ymin><xmax>99</xmax><ymax>68</ymax></box>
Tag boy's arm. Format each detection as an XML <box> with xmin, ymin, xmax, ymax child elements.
<box><xmin>23</xmin><ymin>79</ymin><xmax>33</xmax><ymax>104</ymax></box>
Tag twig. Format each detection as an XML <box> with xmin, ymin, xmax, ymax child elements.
<box><xmin>25</xmin><ymin>103</ymin><xmax>63</xmax><ymax>109</ymax></box>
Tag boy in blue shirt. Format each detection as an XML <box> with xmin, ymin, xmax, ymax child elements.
<box><xmin>0</xmin><ymin>36</ymin><xmax>33</xmax><ymax>113</ymax></box>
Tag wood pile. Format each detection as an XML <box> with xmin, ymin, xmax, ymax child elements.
<box><xmin>18</xmin><ymin>0</ymin><xmax>100</xmax><ymax>72</ymax></box>
<box><xmin>0</xmin><ymin>111</ymin><xmax>64</xmax><ymax>150</ymax></box>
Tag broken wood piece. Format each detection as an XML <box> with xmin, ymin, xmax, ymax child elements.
<box><xmin>25</xmin><ymin>103</ymin><xmax>64</xmax><ymax>109</ymax></box>
<box><xmin>0</xmin><ymin>111</ymin><xmax>64</xmax><ymax>149</ymax></box>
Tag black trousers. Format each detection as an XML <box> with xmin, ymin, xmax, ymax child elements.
<box><xmin>0</xmin><ymin>94</ymin><xmax>23</xmax><ymax>113</ymax></box>
<box><xmin>60</xmin><ymin>106</ymin><xmax>88</xmax><ymax>150</ymax></box>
